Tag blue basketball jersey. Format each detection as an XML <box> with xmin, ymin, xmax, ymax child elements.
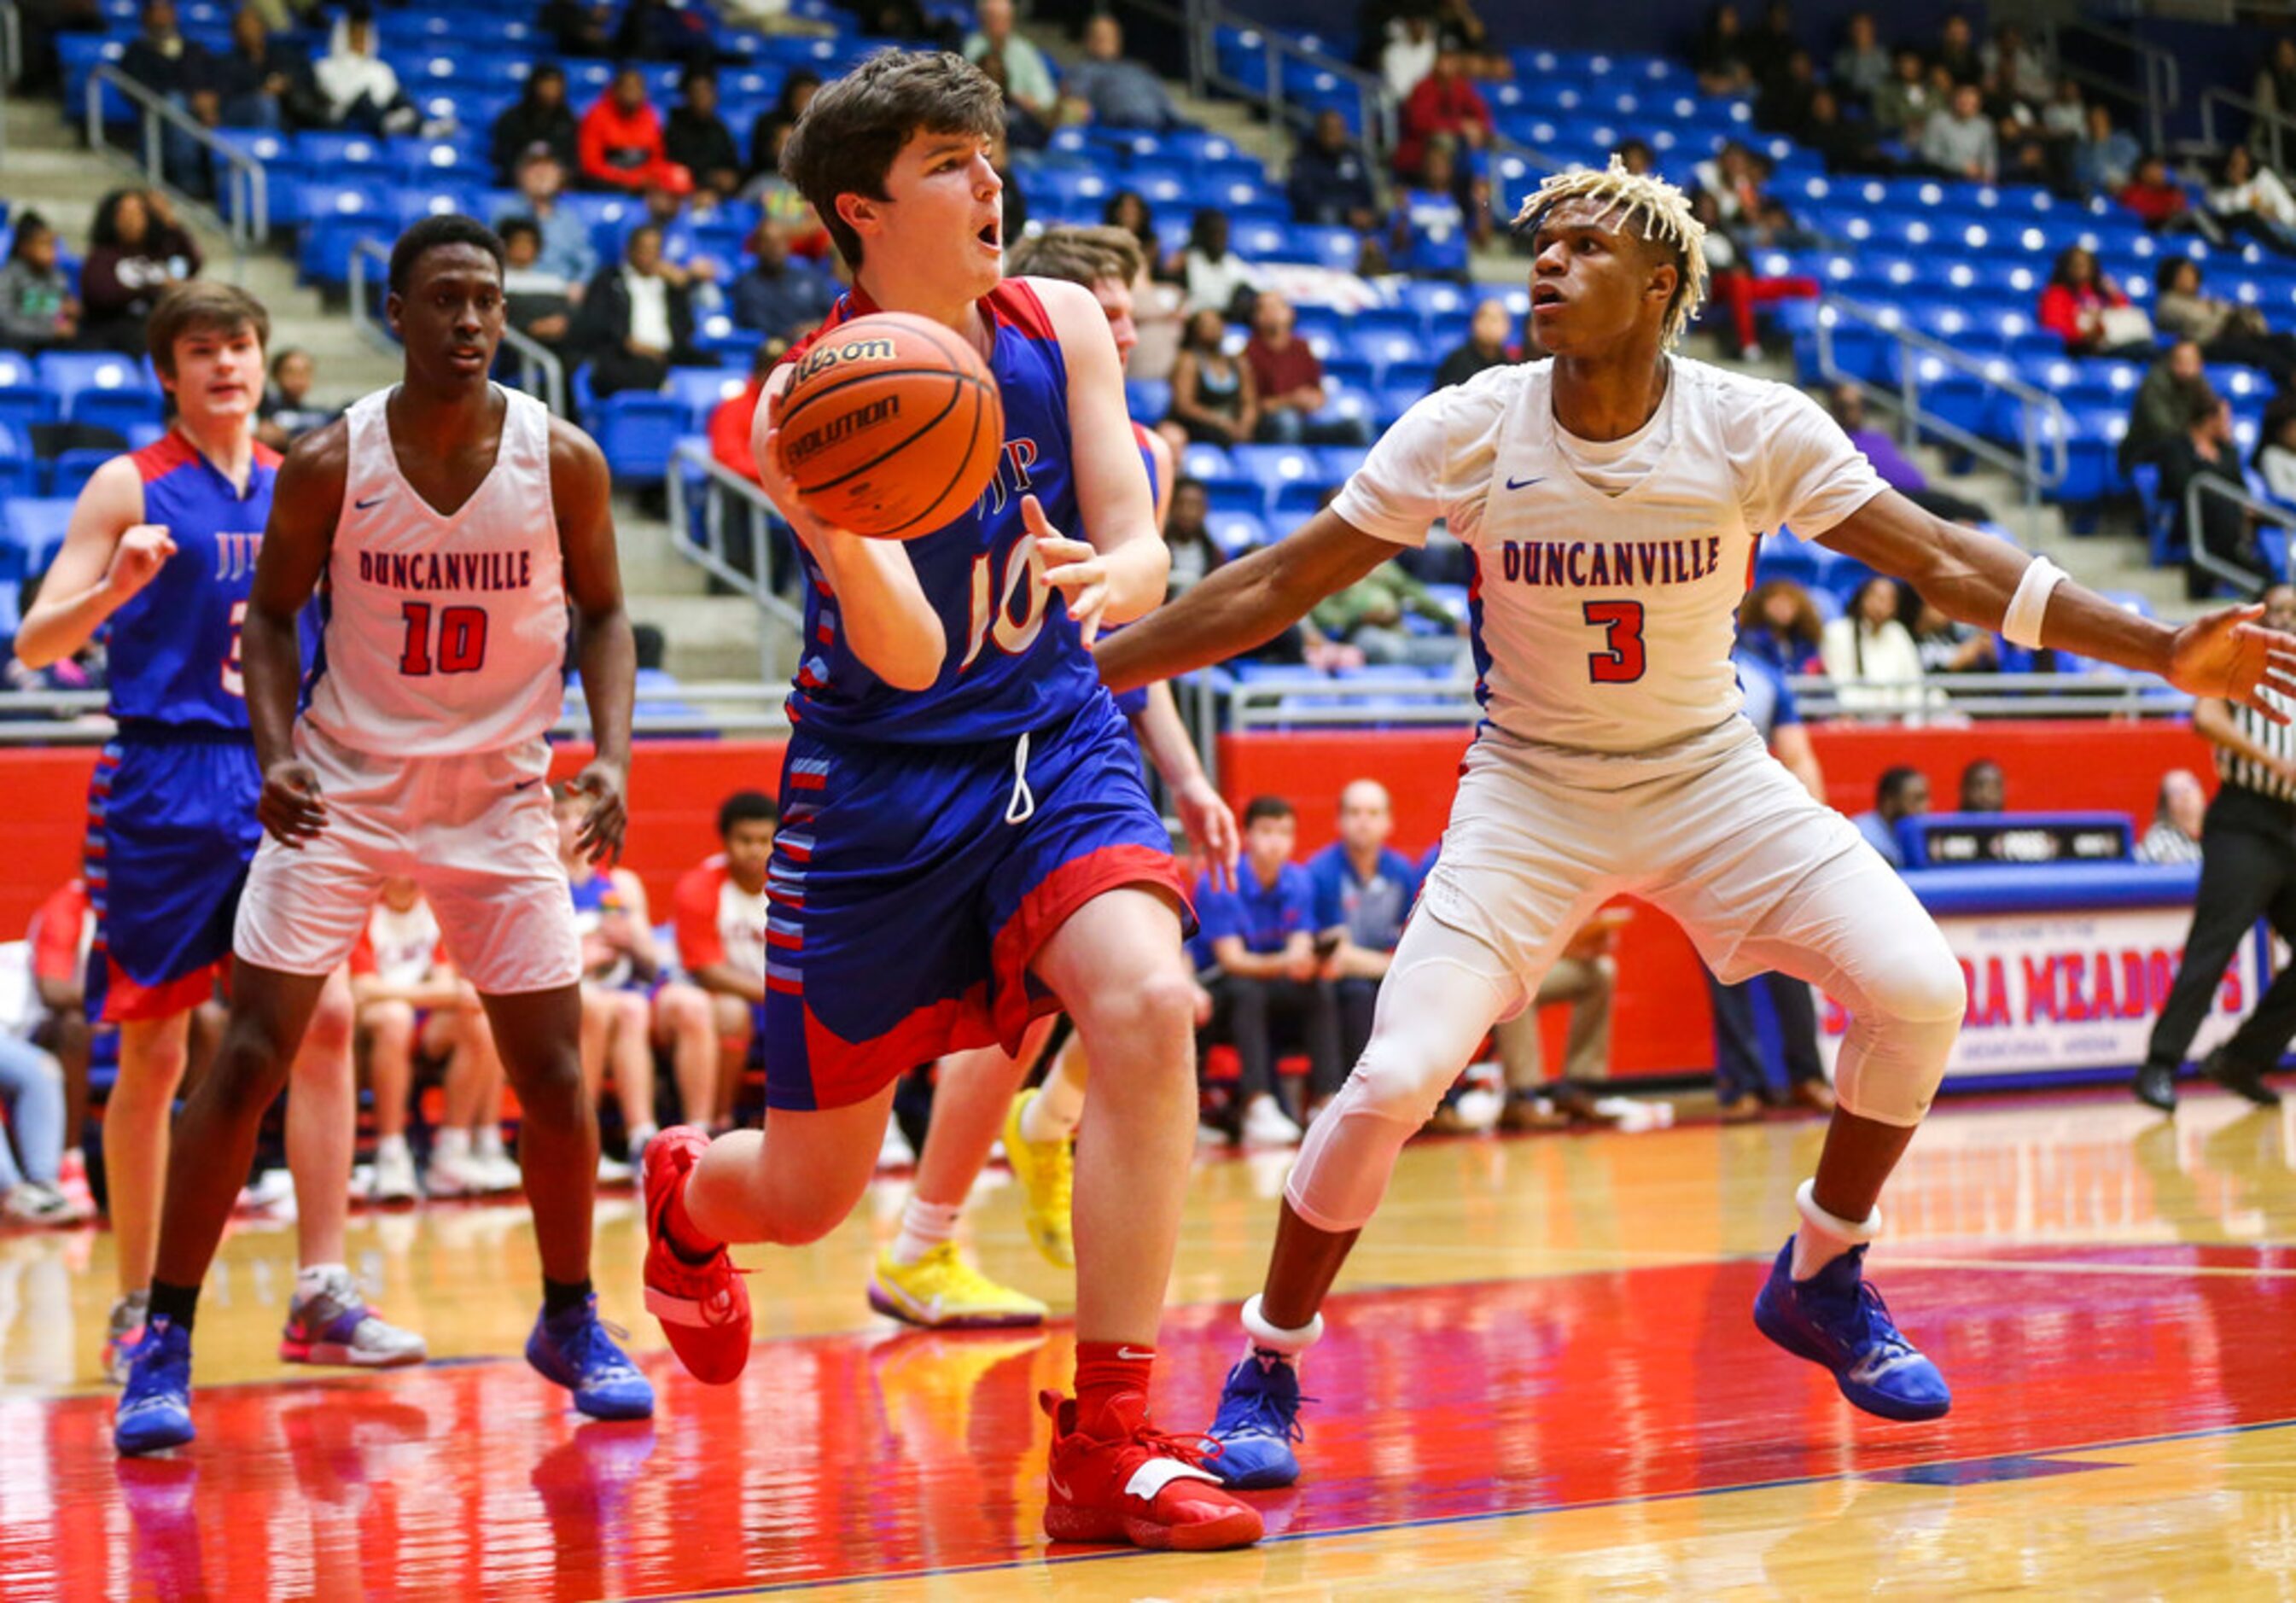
<box><xmin>779</xmin><ymin>280</ymin><xmax>1107</xmax><ymax>745</ymax></box>
<box><xmin>107</xmin><ymin>431</ymin><xmax>281</xmax><ymax>731</ymax></box>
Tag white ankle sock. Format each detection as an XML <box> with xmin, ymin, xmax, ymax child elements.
<box><xmin>1239</xmin><ymin>1293</ymin><xmax>1323</xmax><ymax>1361</ymax></box>
<box><xmin>891</xmin><ymin>1197</ymin><xmax>963</xmax><ymax>1267</ymax></box>
<box><xmin>376</xmin><ymin>1134</ymin><xmax>410</xmax><ymax>1160</ymax></box>
<box><xmin>1021</xmin><ymin>1075</ymin><xmax>1085</xmax><ymax>1145</ymax></box>
<box><xmin>474</xmin><ymin>1128</ymin><xmax>508</xmax><ymax>1160</ymax></box>
<box><xmin>434</xmin><ymin>1128</ymin><xmax>470</xmax><ymax>1162</ymax></box>
<box><xmin>1790</xmin><ymin>1178</ymin><xmax>1881</xmax><ymax>1281</ymax></box>
<box><xmin>295</xmin><ymin>1263</ymin><xmax>347</xmax><ymax>1301</ymax></box>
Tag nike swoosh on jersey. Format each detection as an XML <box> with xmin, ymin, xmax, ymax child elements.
<box><xmin>1503</xmin><ymin>475</ymin><xmax>1546</xmax><ymax>491</ymax></box>
<box><xmin>353</xmin><ymin>494</ymin><xmax>389</xmax><ymax>510</ymax></box>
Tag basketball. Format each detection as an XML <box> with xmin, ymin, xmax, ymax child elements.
<box><xmin>772</xmin><ymin>312</ymin><xmax>1005</xmax><ymax>540</ymax></box>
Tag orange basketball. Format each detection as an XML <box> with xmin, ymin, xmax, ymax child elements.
<box><xmin>772</xmin><ymin>311</ymin><xmax>1005</xmax><ymax>540</ymax></box>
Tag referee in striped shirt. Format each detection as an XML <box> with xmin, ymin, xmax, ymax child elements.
<box><xmin>2138</xmin><ymin>584</ymin><xmax>2296</xmax><ymax>1111</ymax></box>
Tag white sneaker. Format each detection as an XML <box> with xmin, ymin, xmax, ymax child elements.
<box><xmin>3</xmin><ymin>1181</ymin><xmax>91</xmax><ymax>1226</ymax></box>
<box><xmin>371</xmin><ymin>1142</ymin><xmax>419</xmax><ymax>1204</ymax></box>
<box><xmin>425</xmin><ymin>1146</ymin><xmax>491</xmax><ymax>1198</ymax></box>
<box><xmin>595</xmin><ymin>1152</ymin><xmax>633</xmax><ymax>1187</ymax></box>
<box><xmin>1239</xmin><ymin>1095</ymin><xmax>1302</xmax><ymax>1148</ymax></box>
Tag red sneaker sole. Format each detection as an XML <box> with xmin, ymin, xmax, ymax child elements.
<box><xmin>1042</xmin><ymin>1503</ymin><xmax>1264</xmax><ymax>1551</ymax></box>
<box><xmin>643</xmin><ymin>1283</ymin><xmax>752</xmax><ymax>1384</ymax></box>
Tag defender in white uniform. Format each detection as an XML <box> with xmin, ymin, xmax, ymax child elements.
<box><xmin>1097</xmin><ymin>162</ymin><xmax>2296</xmax><ymax>1483</ymax></box>
<box><xmin>117</xmin><ymin>216</ymin><xmax>654</xmax><ymax>1458</ymax></box>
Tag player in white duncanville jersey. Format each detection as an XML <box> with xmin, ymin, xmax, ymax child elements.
<box><xmin>1098</xmin><ymin>161</ymin><xmax>2296</xmax><ymax>1480</ymax></box>
<box><xmin>116</xmin><ymin>217</ymin><xmax>653</xmax><ymax>1458</ymax></box>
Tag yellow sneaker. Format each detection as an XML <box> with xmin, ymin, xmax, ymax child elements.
<box><xmin>1002</xmin><ymin>1089</ymin><xmax>1075</xmax><ymax>1268</ymax></box>
<box><xmin>868</xmin><ymin>1243</ymin><xmax>1047</xmax><ymax>1329</ymax></box>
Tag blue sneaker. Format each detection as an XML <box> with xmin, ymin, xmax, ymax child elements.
<box><xmin>1753</xmin><ymin>1240</ymin><xmax>1951</xmax><ymax>1422</ymax></box>
<box><xmin>115</xmin><ymin>1317</ymin><xmax>195</xmax><ymax>1456</ymax></box>
<box><xmin>526</xmin><ymin>1297</ymin><xmax>656</xmax><ymax>1421</ymax></box>
<box><xmin>1203</xmin><ymin>1350</ymin><xmax>1308</xmax><ymax>1489</ymax></box>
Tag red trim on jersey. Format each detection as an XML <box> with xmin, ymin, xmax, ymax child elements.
<box><xmin>131</xmin><ymin>431</ymin><xmax>200</xmax><ymax>483</ymax></box>
<box><xmin>99</xmin><ymin>955</ymin><xmax>220</xmax><ymax>1023</ymax></box>
<box><xmin>986</xmin><ymin>842</ymin><xmax>1192</xmax><ymax>1050</ymax></box>
<box><xmin>252</xmin><ymin>440</ymin><xmax>283</xmax><ymax>470</ymax></box>
<box><xmin>799</xmin><ymin>988</ymin><xmax>996</xmax><ymax>1109</ymax></box>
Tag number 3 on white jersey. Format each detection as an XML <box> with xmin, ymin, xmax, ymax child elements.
<box><xmin>959</xmin><ymin>536</ymin><xmax>1050</xmax><ymax>670</ymax></box>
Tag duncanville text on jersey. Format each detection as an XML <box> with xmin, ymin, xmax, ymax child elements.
<box><xmin>1496</xmin><ymin>535</ymin><xmax>1726</xmax><ymax>587</ymax></box>
<box><xmin>355</xmin><ymin>549</ymin><xmax>537</xmax><ymax>592</ymax></box>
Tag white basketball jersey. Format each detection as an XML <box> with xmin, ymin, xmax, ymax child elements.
<box><xmin>1332</xmin><ymin>356</ymin><xmax>1889</xmax><ymax>755</ymax></box>
<box><xmin>302</xmin><ymin>383</ymin><xmax>568</xmax><ymax>759</ymax></box>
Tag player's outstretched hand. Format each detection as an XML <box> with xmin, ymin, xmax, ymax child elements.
<box><xmin>1027</xmin><ymin>496</ymin><xmax>1110</xmax><ymax>645</ymax></box>
<box><xmin>565</xmin><ymin>761</ymin><xmax>627</xmax><ymax>864</ymax></box>
<box><xmin>105</xmin><ymin>525</ymin><xmax>177</xmax><ymax>603</ymax></box>
<box><xmin>1174</xmin><ymin>774</ymin><xmax>1239</xmax><ymax>890</ymax></box>
<box><xmin>258</xmin><ymin>760</ymin><xmax>327</xmax><ymax>848</ymax></box>
<box><xmin>2166</xmin><ymin>604</ymin><xmax>2296</xmax><ymax>721</ymax></box>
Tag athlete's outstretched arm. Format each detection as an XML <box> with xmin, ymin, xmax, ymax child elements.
<box><xmin>554</xmin><ymin>419</ymin><xmax>636</xmax><ymax>862</ymax></box>
<box><xmin>1034</xmin><ymin>277</ymin><xmax>1166</xmax><ymax>633</ymax></box>
<box><xmin>1094</xmin><ymin>508</ymin><xmax>1399</xmax><ymax>693</ymax></box>
<box><xmin>245</xmin><ymin>420</ymin><xmax>349</xmax><ymax>845</ymax></box>
<box><xmin>14</xmin><ymin>457</ymin><xmax>169</xmax><ymax>669</ymax></box>
<box><xmin>1129</xmin><ymin>679</ymin><xmax>1238</xmax><ymax>887</ymax></box>
<box><xmin>750</xmin><ymin>369</ymin><xmax>946</xmax><ymax>691</ymax></box>
<box><xmin>1820</xmin><ymin>488</ymin><xmax>2296</xmax><ymax>718</ymax></box>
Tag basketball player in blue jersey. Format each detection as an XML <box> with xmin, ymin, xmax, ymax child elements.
<box><xmin>865</xmin><ymin>223</ymin><xmax>1238</xmax><ymax>1326</ymax></box>
<box><xmin>641</xmin><ymin>53</ymin><xmax>1261</xmax><ymax>1552</ymax></box>
<box><xmin>14</xmin><ymin>283</ymin><xmax>422</xmax><ymax>1383</ymax></box>
<box><xmin>114</xmin><ymin>218</ymin><xmax>650</xmax><ymax>1454</ymax></box>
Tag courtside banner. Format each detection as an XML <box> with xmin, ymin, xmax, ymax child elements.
<box><xmin>1815</xmin><ymin>907</ymin><xmax>2266</xmax><ymax>1080</ymax></box>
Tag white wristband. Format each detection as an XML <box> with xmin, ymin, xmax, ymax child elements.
<box><xmin>2001</xmin><ymin>556</ymin><xmax>2066</xmax><ymax>650</ymax></box>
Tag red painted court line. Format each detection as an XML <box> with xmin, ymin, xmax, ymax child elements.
<box><xmin>10</xmin><ymin>1245</ymin><xmax>2294</xmax><ymax>1600</ymax></box>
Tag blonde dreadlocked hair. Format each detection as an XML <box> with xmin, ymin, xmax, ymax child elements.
<box><xmin>1515</xmin><ymin>157</ymin><xmax>1710</xmax><ymax>348</ymax></box>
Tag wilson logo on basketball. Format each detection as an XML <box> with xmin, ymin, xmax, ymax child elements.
<box><xmin>783</xmin><ymin>395</ymin><xmax>902</xmax><ymax>465</ymax></box>
<box><xmin>792</xmin><ymin>335</ymin><xmax>898</xmax><ymax>385</ymax></box>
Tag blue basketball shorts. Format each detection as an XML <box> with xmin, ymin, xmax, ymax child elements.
<box><xmin>762</xmin><ymin>697</ymin><xmax>1189</xmax><ymax>1111</ymax></box>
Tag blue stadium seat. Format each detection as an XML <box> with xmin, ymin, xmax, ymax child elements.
<box><xmin>1180</xmin><ymin>442</ymin><xmax>1234</xmax><ymax>485</ymax></box>
<box><xmin>1228</xmin><ymin>444</ymin><xmax>1323</xmax><ymax>504</ymax></box>
<box><xmin>40</xmin><ymin>353</ymin><xmax>162</xmax><ymax>430</ymax></box>
<box><xmin>0</xmin><ymin>424</ymin><xmax>33</xmax><ymax>501</ymax></box>
<box><xmin>1124</xmin><ymin>378</ymin><xmax>1172</xmax><ymax>423</ymax></box>
<box><xmin>48</xmin><ymin>448</ymin><xmax>115</xmax><ymax>500</ymax></box>
<box><xmin>692</xmin><ymin>313</ymin><xmax>762</xmax><ymax>366</ymax></box>
<box><xmin>1291</xmin><ymin>226</ymin><xmax>1361</xmax><ymax>272</ymax></box>
<box><xmin>1322</xmin><ymin>355</ymin><xmax>1377</xmax><ymax>392</ymax></box>
<box><xmin>1229</xmin><ymin>219</ymin><xmax>1291</xmax><ymax>260</ymax></box>
<box><xmin>2130</xmin><ymin>463</ymin><xmax>2182</xmax><ymax>567</ymax></box>
<box><xmin>666</xmin><ymin>367</ymin><xmax>749</xmax><ymax>433</ymax></box>
<box><xmin>0</xmin><ymin>353</ymin><xmax>51</xmax><ymax>431</ymax></box>
<box><xmin>1203</xmin><ymin>480</ymin><xmax>1269</xmax><ymax>517</ymax></box>
<box><xmin>3</xmin><ymin>498</ymin><xmax>75</xmax><ymax>570</ymax></box>
<box><xmin>589</xmin><ymin>391</ymin><xmax>685</xmax><ymax>486</ymax></box>
<box><xmin>1374</xmin><ymin>383</ymin><xmax>1425</xmax><ymax>426</ymax></box>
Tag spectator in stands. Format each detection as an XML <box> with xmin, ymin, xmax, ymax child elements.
<box><xmin>2123</xmin><ymin>339</ymin><xmax>2212</xmax><ymax>474</ymax></box>
<box><xmin>498</xmin><ymin>218</ymin><xmax>577</xmax><ymax>349</ymax></box>
<box><xmin>1198</xmin><ymin>796</ymin><xmax>1337</xmax><ymax>1145</ymax></box>
<box><xmin>24</xmin><ymin>880</ymin><xmax>93</xmax><ymax>1214</ymax></box>
<box><xmin>575</xmin><ymin>224</ymin><xmax>699</xmax><ymax>396</ymax></box>
<box><xmin>739</xmin><ymin>115</ymin><xmax>831</xmax><ymax>259</ymax></box>
<box><xmin>2206</xmin><ymin>146</ymin><xmax>2296</xmax><ymax>257</ymax></box>
<box><xmin>614</xmin><ymin>0</ymin><xmax>713</xmax><ymax>66</ymax></box>
<box><xmin>1831</xmin><ymin>10</ymin><xmax>1890</xmax><ymax>108</ymax></box>
<box><xmin>1378</xmin><ymin>10</ymin><xmax>1438</xmax><ymax>101</ymax></box>
<box><xmin>555</xmin><ymin>785</ymin><xmax>675</xmax><ymax>1165</ymax></box>
<box><xmin>2117</xmin><ymin>153</ymin><xmax>2212</xmax><ymax>242</ymax></box>
<box><xmin>499</xmin><ymin>147</ymin><xmax>596</xmax><ymax>296</ymax></box>
<box><xmin>643</xmin><ymin>167</ymin><xmax>728</xmax><ymax>301</ymax></box>
<box><xmin>674</xmin><ymin>791</ymin><xmax>776</xmax><ymax>1133</ymax></box>
<box><xmin>1932</xmin><ymin>12</ymin><xmax>1981</xmax><ymax>85</ymax></box>
<box><xmin>1391</xmin><ymin>143</ymin><xmax>1477</xmax><ymax>279</ymax></box>
<box><xmin>1394</xmin><ymin>44</ymin><xmax>1493</xmax><ymax>180</ymax></box>
<box><xmin>1612</xmin><ymin>137</ymin><xmax>1656</xmax><ymax>177</ymax></box>
<box><xmin>0</xmin><ymin>1034</ymin><xmax>90</xmax><ymax>1225</ymax></box>
<box><xmin>1981</xmin><ymin>21</ymin><xmax>2052</xmax><ymax>104</ymax></box>
<box><xmin>2039</xmin><ymin>77</ymin><xmax>2088</xmax><ymax>145</ymax></box>
<box><xmin>2258</xmin><ymin>408</ymin><xmax>2296</xmax><ymax>502</ymax></box>
<box><xmin>1756</xmin><ymin>48</ymin><xmax>1820</xmax><ymax>142</ymax></box>
<box><xmin>1691</xmin><ymin>2</ymin><xmax>1755</xmax><ymax>96</ymax></box>
<box><xmin>709</xmin><ymin>338</ymin><xmax>787</xmax><ymax>487</ymax></box>
<box><xmin>1311</xmin><ymin>557</ymin><xmax>1467</xmax><ymax>667</ymax></box>
<box><xmin>1163</xmin><ymin>477</ymin><xmax>1227</xmax><ymax>595</ymax></box>
<box><xmin>2253</xmin><ymin>37</ymin><xmax>2296</xmax><ymax>143</ymax></box>
<box><xmin>541</xmin><ymin>0</ymin><xmax>614</xmax><ymax>59</ymax></box>
<box><xmin>1698</xmin><ymin>189</ymin><xmax>1820</xmax><ymax>360</ymax></box>
<box><xmin>1179</xmin><ymin>210</ymin><xmax>1253</xmax><ymax>318</ymax></box>
<box><xmin>1872</xmin><ymin>47</ymin><xmax>1938</xmax><ymax>141</ymax></box>
<box><xmin>1165</xmin><ymin>306</ymin><xmax>1256</xmax><ymax>446</ymax></box>
<box><xmin>2039</xmin><ymin>244</ymin><xmax>2152</xmax><ymax>358</ymax></box>
<box><xmin>1911</xmin><ymin>590</ymin><xmax>1998</xmax><ymax>674</ymax></box>
<box><xmin>79</xmin><ymin>187</ymin><xmax>199</xmax><ymax>356</ymax></box>
<box><xmin>492</xmin><ymin>64</ymin><xmax>579</xmax><ymax>184</ymax></box>
<box><xmin>1243</xmin><ymin>293</ymin><xmax>1361</xmax><ymax>446</ymax></box>
<box><xmin>1104</xmin><ymin>189</ymin><xmax>1171</xmax><ymax>279</ymax></box>
<box><xmin>664</xmin><ymin>67</ymin><xmax>742</xmax><ymax>200</ymax></box>
<box><xmin>1289</xmin><ymin>108</ymin><xmax>1382</xmax><ymax>232</ymax></box>
<box><xmin>1062</xmin><ymin>15</ymin><xmax>1178</xmax><ymax>131</ymax></box>
<box><xmin>1958</xmin><ymin>758</ymin><xmax>2006</xmax><ymax>813</ymax></box>
<box><xmin>1737</xmin><ymin>577</ymin><xmax>1824</xmax><ymax>674</ymax></box>
<box><xmin>1308</xmin><ymin>780</ymin><xmax>1417</xmax><ymax>1073</ymax></box>
<box><xmin>1853</xmin><ymin>766</ymin><xmax>1928</xmax><ymax>870</ymax></box>
<box><xmin>255</xmin><ymin>347</ymin><xmax>333</xmax><ymax>448</ymax></box>
<box><xmin>743</xmin><ymin>72</ymin><xmax>819</xmax><ymax>192</ymax></box>
<box><xmin>1476</xmin><ymin>912</ymin><xmax>1623</xmax><ymax>1133</ymax></box>
<box><xmin>2155</xmin><ymin>258</ymin><xmax>2296</xmax><ymax>386</ymax></box>
<box><xmin>1921</xmin><ymin>83</ymin><xmax>1997</xmax><ymax>183</ymax></box>
<box><xmin>731</xmin><ymin>221</ymin><xmax>835</xmax><ymax>340</ymax></box>
<box><xmin>580</xmin><ymin>65</ymin><xmax>673</xmax><ymax>192</ymax></box>
<box><xmin>1827</xmin><ymin>384</ymin><xmax>1992</xmax><ymax>523</ymax></box>
<box><xmin>203</xmin><ymin>4</ymin><xmax>314</xmax><ymax>132</ymax></box>
<box><xmin>2138</xmin><ymin>769</ymin><xmax>2207</xmax><ymax>866</ymax></box>
<box><xmin>119</xmin><ymin>0</ymin><xmax>208</xmax><ymax>105</ymax></box>
<box><xmin>1435</xmin><ymin>298</ymin><xmax>1518</xmax><ymax>388</ymax></box>
<box><xmin>1801</xmin><ymin>87</ymin><xmax>1888</xmax><ymax>176</ymax></box>
<box><xmin>0</xmin><ymin>214</ymin><xmax>80</xmax><ymax>353</ymax></box>
<box><xmin>964</xmin><ymin>0</ymin><xmax>1056</xmax><ymax>144</ymax></box>
<box><xmin>312</xmin><ymin>7</ymin><xmax>414</xmax><ymax>135</ymax></box>
<box><xmin>1821</xmin><ymin>574</ymin><xmax>1927</xmax><ymax>718</ymax></box>
<box><xmin>2165</xmin><ymin>389</ymin><xmax>2272</xmax><ymax>597</ymax></box>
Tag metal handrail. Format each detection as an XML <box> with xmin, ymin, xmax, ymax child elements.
<box><xmin>0</xmin><ymin>0</ymin><xmax>21</xmax><ymax>166</ymax></box>
<box><xmin>347</xmin><ymin>237</ymin><xmax>567</xmax><ymax>416</ymax></box>
<box><xmin>2041</xmin><ymin>17</ymin><xmax>2179</xmax><ymax>154</ymax></box>
<box><xmin>0</xmin><ymin>680</ymin><xmax>791</xmax><ymax>744</ymax></box>
<box><xmin>662</xmin><ymin>440</ymin><xmax>805</xmax><ymax>679</ymax></box>
<box><xmin>1812</xmin><ymin>294</ymin><xmax>2070</xmax><ymax>506</ymax></box>
<box><xmin>2200</xmin><ymin>85</ymin><xmax>2296</xmax><ymax>179</ymax></box>
<box><xmin>84</xmin><ymin>64</ymin><xmax>268</xmax><ymax>266</ymax></box>
<box><xmin>2186</xmin><ymin>474</ymin><xmax>2296</xmax><ymax>600</ymax></box>
<box><xmin>1189</xmin><ymin>0</ymin><xmax>1395</xmax><ymax>157</ymax></box>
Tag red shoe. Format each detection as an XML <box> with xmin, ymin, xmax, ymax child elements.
<box><xmin>641</xmin><ymin>1127</ymin><xmax>752</xmax><ymax>1384</ymax></box>
<box><xmin>1040</xmin><ymin>1390</ymin><xmax>1265</xmax><ymax>1551</ymax></box>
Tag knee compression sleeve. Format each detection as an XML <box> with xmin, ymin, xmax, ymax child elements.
<box><xmin>1828</xmin><ymin>928</ymin><xmax>1965</xmax><ymax>1128</ymax></box>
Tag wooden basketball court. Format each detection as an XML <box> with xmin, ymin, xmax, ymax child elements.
<box><xmin>6</xmin><ymin>1087</ymin><xmax>2293</xmax><ymax>1599</ymax></box>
